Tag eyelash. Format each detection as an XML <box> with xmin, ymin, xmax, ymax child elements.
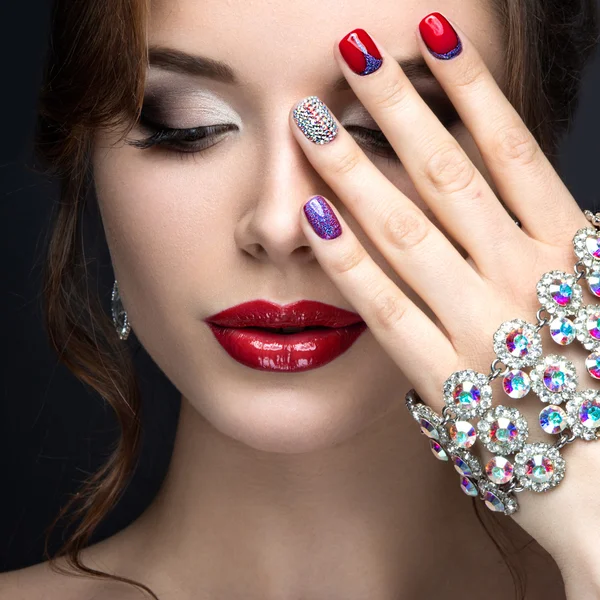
<box><xmin>128</xmin><ymin>112</ymin><xmax>460</xmax><ymax>165</ymax></box>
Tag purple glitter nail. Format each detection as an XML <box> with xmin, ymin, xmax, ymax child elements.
<box><xmin>303</xmin><ymin>196</ymin><xmax>342</xmax><ymax>240</ymax></box>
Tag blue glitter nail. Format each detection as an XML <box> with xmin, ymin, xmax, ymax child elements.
<box><xmin>428</xmin><ymin>38</ymin><xmax>463</xmax><ymax>60</ymax></box>
<box><xmin>303</xmin><ymin>196</ymin><xmax>342</xmax><ymax>240</ymax></box>
<box><xmin>348</xmin><ymin>32</ymin><xmax>383</xmax><ymax>75</ymax></box>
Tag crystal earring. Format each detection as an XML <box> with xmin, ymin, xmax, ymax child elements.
<box><xmin>111</xmin><ymin>279</ymin><xmax>131</xmax><ymax>340</ymax></box>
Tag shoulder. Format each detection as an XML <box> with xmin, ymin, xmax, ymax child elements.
<box><xmin>0</xmin><ymin>538</ymin><xmax>141</xmax><ymax>600</ymax></box>
<box><xmin>0</xmin><ymin>559</ymin><xmax>94</xmax><ymax>600</ymax></box>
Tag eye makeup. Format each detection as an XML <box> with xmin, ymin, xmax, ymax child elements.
<box><xmin>128</xmin><ymin>82</ymin><xmax>460</xmax><ymax>161</ymax></box>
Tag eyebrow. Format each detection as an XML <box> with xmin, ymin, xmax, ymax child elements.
<box><xmin>147</xmin><ymin>46</ymin><xmax>435</xmax><ymax>90</ymax></box>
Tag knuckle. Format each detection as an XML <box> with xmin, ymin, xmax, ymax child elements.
<box><xmin>454</xmin><ymin>60</ymin><xmax>486</xmax><ymax>90</ymax></box>
<box><xmin>330</xmin><ymin>149</ymin><xmax>362</xmax><ymax>177</ymax></box>
<box><xmin>329</xmin><ymin>243</ymin><xmax>367</xmax><ymax>277</ymax></box>
<box><xmin>371</xmin><ymin>287</ymin><xmax>409</xmax><ymax>331</ymax></box>
<box><xmin>372</xmin><ymin>77</ymin><xmax>411</xmax><ymax>112</ymax></box>
<box><xmin>490</xmin><ymin>123</ymin><xmax>540</xmax><ymax>167</ymax></box>
<box><xmin>423</xmin><ymin>143</ymin><xmax>477</xmax><ymax>196</ymax></box>
<box><xmin>382</xmin><ymin>207</ymin><xmax>430</xmax><ymax>252</ymax></box>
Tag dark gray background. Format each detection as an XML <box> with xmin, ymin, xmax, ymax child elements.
<box><xmin>1</xmin><ymin>0</ymin><xmax>600</xmax><ymax>572</ymax></box>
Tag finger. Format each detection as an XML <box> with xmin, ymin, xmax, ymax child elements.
<box><xmin>334</xmin><ymin>27</ymin><xmax>527</xmax><ymax>277</ymax></box>
<box><xmin>300</xmin><ymin>193</ymin><xmax>457</xmax><ymax>402</ymax></box>
<box><xmin>290</xmin><ymin>96</ymin><xmax>488</xmax><ymax>339</ymax></box>
<box><xmin>416</xmin><ymin>12</ymin><xmax>588</xmax><ymax>243</ymax></box>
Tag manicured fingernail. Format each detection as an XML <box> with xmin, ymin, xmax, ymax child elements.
<box><xmin>338</xmin><ymin>28</ymin><xmax>383</xmax><ymax>76</ymax></box>
<box><xmin>293</xmin><ymin>96</ymin><xmax>338</xmax><ymax>144</ymax></box>
<box><xmin>419</xmin><ymin>13</ymin><xmax>462</xmax><ymax>60</ymax></box>
<box><xmin>303</xmin><ymin>196</ymin><xmax>342</xmax><ymax>240</ymax></box>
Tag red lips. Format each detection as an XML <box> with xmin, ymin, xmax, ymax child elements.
<box><xmin>205</xmin><ymin>300</ymin><xmax>367</xmax><ymax>372</ymax></box>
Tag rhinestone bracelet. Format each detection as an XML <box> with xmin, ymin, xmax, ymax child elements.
<box><xmin>405</xmin><ymin>209</ymin><xmax>600</xmax><ymax>516</ymax></box>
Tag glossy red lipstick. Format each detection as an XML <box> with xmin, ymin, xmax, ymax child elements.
<box><xmin>204</xmin><ymin>300</ymin><xmax>367</xmax><ymax>372</ymax></box>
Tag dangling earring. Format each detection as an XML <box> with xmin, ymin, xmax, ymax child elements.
<box><xmin>111</xmin><ymin>279</ymin><xmax>131</xmax><ymax>340</ymax></box>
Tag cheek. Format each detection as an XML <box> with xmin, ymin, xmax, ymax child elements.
<box><xmin>92</xmin><ymin>145</ymin><xmax>236</xmax><ymax>312</ymax></box>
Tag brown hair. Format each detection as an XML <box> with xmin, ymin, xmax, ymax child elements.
<box><xmin>34</xmin><ymin>0</ymin><xmax>599</xmax><ymax>598</ymax></box>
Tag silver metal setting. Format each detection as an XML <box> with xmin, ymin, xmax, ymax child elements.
<box><xmin>573</xmin><ymin>304</ymin><xmax>600</xmax><ymax>351</ymax></box>
<box><xmin>573</xmin><ymin>227</ymin><xmax>600</xmax><ymax>268</ymax></box>
<box><xmin>406</xmin><ymin>400</ymin><xmax>446</xmax><ymax>443</ymax></box>
<box><xmin>477</xmin><ymin>405</ymin><xmax>529</xmax><ymax>455</ymax></box>
<box><xmin>477</xmin><ymin>479</ymin><xmax>519</xmax><ymax>515</ymax></box>
<box><xmin>529</xmin><ymin>354</ymin><xmax>578</xmax><ymax>405</ymax></box>
<box><xmin>514</xmin><ymin>442</ymin><xmax>566</xmax><ymax>492</ymax></box>
<box><xmin>536</xmin><ymin>270</ymin><xmax>583</xmax><ymax>317</ymax></box>
<box><xmin>493</xmin><ymin>319</ymin><xmax>543</xmax><ymax>369</ymax></box>
<box><xmin>565</xmin><ymin>389</ymin><xmax>600</xmax><ymax>441</ymax></box>
<box><xmin>583</xmin><ymin>266</ymin><xmax>600</xmax><ymax>298</ymax></box>
<box><xmin>450</xmin><ymin>448</ymin><xmax>483</xmax><ymax>479</ymax></box>
<box><xmin>442</xmin><ymin>370</ymin><xmax>492</xmax><ymax>420</ymax></box>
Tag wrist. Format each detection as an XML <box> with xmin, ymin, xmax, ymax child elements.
<box><xmin>552</xmin><ymin>539</ymin><xmax>600</xmax><ymax>599</ymax></box>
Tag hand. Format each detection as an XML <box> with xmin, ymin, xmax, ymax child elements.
<box><xmin>290</xmin><ymin>14</ymin><xmax>599</xmax><ymax>594</ymax></box>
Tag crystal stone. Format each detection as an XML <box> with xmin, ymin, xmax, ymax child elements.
<box><xmin>525</xmin><ymin>454</ymin><xmax>554</xmax><ymax>483</ymax></box>
<box><xmin>588</xmin><ymin>271</ymin><xmax>600</xmax><ymax>297</ymax></box>
<box><xmin>452</xmin><ymin>381</ymin><xmax>481</xmax><ymax>411</ymax></box>
<box><xmin>530</xmin><ymin>354</ymin><xmax>578</xmax><ymax>405</ymax></box>
<box><xmin>430</xmin><ymin>439</ymin><xmax>449</xmax><ymax>461</ymax></box>
<box><xmin>478</xmin><ymin>406</ymin><xmax>528</xmax><ymax>455</ymax></box>
<box><xmin>506</xmin><ymin>328</ymin><xmax>532</xmax><ymax>358</ymax></box>
<box><xmin>566</xmin><ymin>390</ymin><xmax>600</xmax><ymax>440</ymax></box>
<box><xmin>460</xmin><ymin>476</ymin><xmax>479</xmax><ymax>497</ymax></box>
<box><xmin>585</xmin><ymin>235</ymin><xmax>600</xmax><ymax>259</ymax></box>
<box><xmin>483</xmin><ymin>491</ymin><xmax>506</xmax><ymax>513</ymax></box>
<box><xmin>549</xmin><ymin>316</ymin><xmax>576</xmax><ymax>345</ymax></box>
<box><xmin>444</xmin><ymin>370</ymin><xmax>493</xmax><ymax>420</ymax></box>
<box><xmin>579</xmin><ymin>398</ymin><xmax>600</xmax><ymax>429</ymax></box>
<box><xmin>539</xmin><ymin>405</ymin><xmax>567</xmax><ymax>434</ymax></box>
<box><xmin>503</xmin><ymin>369</ymin><xmax>531</xmax><ymax>398</ymax></box>
<box><xmin>485</xmin><ymin>456</ymin><xmax>514</xmax><ymax>484</ymax></box>
<box><xmin>490</xmin><ymin>417</ymin><xmax>518</xmax><ymax>445</ymax></box>
<box><xmin>587</xmin><ymin>312</ymin><xmax>600</xmax><ymax>340</ymax></box>
<box><xmin>543</xmin><ymin>364</ymin><xmax>567</xmax><ymax>392</ymax></box>
<box><xmin>586</xmin><ymin>352</ymin><xmax>600</xmax><ymax>379</ymax></box>
<box><xmin>494</xmin><ymin>320</ymin><xmax>543</xmax><ymax>369</ymax></box>
<box><xmin>453</xmin><ymin>456</ymin><xmax>473</xmax><ymax>477</ymax></box>
<box><xmin>449</xmin><ymin>420</ymin><xmax>477</xmax><ymax>449</ymax></box>
<box><xmin>549</xmin><ymin>279</ymin><xmax>573</xmax><ymax>306</ymax></box>
<box><xmin>419</xmin><ymin>417</ymin><xmax>440</xmax><ymax>440</ymax></box>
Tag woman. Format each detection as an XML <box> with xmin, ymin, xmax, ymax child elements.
<box><xmin>1</xmin><ymin>0</ymin><xmax>599</xmax><ymax>597</ymax></box>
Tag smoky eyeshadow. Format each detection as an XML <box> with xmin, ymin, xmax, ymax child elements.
<box><xmin>139</xmin><ymin>80</ymin><xmax>459</xmax><ymax>132</ymax></box>
<box><xmin>139</xmin><ymin>82</ymin><xmax>238</xmax><ymax>129</ymax></box>
<box><xmin>139</xmin><ymin>92</ymin><xmax>206</xmax><ymax>129</ymax></box>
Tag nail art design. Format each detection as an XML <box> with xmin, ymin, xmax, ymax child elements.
<box><xmin>303</xmin><ymin>196</ymin><xmax>342</xmax><ymax>240</ymax></box>
<box><xmin>419</xmin><ymin>13</ymin><xmax>462</xmax><ymax>60</ymax></box>
<box><xmin>339</xmin><ymin>28</ymin><xmax>383</xmax><ymax>76</ymax></box>
<box><xmin>293</xmin><ymin>96</ymin><xmax>338</xmax><ymax>145</ymax></box>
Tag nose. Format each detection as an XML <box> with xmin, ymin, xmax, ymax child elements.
<box><xmin>235</xmin><ymin>115</ymin><xmax>331</xmax><ymax>267</ymax></box>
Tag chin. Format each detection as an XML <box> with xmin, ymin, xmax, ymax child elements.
<box><xmin>183</xmin><ymin>375</ymin><xmax>397</xmax><ymax>454</ymax></box>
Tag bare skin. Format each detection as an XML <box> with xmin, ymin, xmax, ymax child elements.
<box><xmin>0</xmin><ymin>0</ymin><xmax>574</xmax><ymax>597</ymax></box>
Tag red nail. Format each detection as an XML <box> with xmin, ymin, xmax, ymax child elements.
<box><xmin>338</xmin><ymin>28</ymin><xmax>383</xmax><ymax>76</ymax></box>
<box><xmin>419</xmin><ymin>13</ymin><xmax>462</xmax><ymax>59</ymax></box>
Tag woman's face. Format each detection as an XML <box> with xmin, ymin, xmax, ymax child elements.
<box><xmin>92</xmin><ymin>0</ymin><xmax>503</xmax><ymax>453</ymax></box>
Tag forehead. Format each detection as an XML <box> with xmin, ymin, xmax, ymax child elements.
<box><xmin>147</xmin><ymin>0</ymin><xmax>503</xmax><ymax>91</ymax></box>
